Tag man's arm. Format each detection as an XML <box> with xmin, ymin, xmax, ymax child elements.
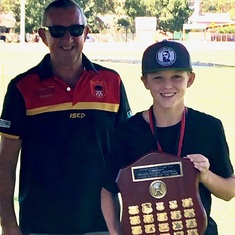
<box><xmin>0</xmin><ymin>136</ymin><xmax>22</xmax><ymax>235</ymax></box>
<box><xmin>101</xmin><ymin>188</ymin><xmax>123</xmax><ymax>235</ymax></box>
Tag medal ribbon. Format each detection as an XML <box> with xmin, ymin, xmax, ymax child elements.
<box><xmin>148</xmin><ymin>106</ymin><xmax>187</xmax><ymax>157</ymax></box>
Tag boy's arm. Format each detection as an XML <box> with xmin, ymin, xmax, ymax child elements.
<box><xmin>186</xmin><ymin>154</ymin><xmax>235</xmax><ymax>201</ymax></box>
<box><xmin>101</xmin><ymin>188</ymin><xmax>123</xmax><ymax>235</ymax></box>
<box><xmin>200</xmin><ymin>172</ymin><xmax>235</xmax><ymax>201</ymax></box>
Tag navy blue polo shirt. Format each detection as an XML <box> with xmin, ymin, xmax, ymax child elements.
<box><xmin>0</xmin><ymin>54</ymin><xmax>131</xmax><ymax>234</ymax></box>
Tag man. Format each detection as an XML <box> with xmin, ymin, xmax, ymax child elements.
<box><xmin>101</xmin><ymin>40</ymin><xmax>235</xmax><ymax>235</ymax></box>
<box><xmin>0</xmin><ymin>1</ymin><xmax>131</xmax><ymax>235</ymax></box>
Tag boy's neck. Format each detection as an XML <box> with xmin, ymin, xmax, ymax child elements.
<box><xmin>143</xmin><ymin>105</ymin><xmax>185</xmax><ymax>127</ymax></box>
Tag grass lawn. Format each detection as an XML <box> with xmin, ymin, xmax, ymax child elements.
<box><xmin>0</xmin><ymin>42</ymin><xmax>235</xmax><ymax>234</ymax></box>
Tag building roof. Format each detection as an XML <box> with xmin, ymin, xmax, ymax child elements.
<box><xmin>0</xmin><ymin>12</ymin><xmax>16</xmax><ymax>28</ymax></box>
<box><xmin>188</xmin><ymin>12</ymin><xmax>234</xmax><ymax>26</ymax></box>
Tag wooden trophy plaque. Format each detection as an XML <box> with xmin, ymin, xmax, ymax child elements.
<box><xmin>116</xmin><ymin>151</ymin><xmax>207</xmax><ymax>235</ymax></box>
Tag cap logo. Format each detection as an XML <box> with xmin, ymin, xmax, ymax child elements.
<box><xmin>156</xmin><ymin>46</ymin><xmax>176</xmax><ymax>66</ymax></box>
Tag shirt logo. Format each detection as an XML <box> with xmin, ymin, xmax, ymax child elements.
<box><xmin>37</xmin><ymin>86</ymin><xmax>55</xmax><ymax>99</ymax></box>
<box><xmin>0</xmin><ymin>119</ymin><xmax>11</xmax><ymax>128</ymax></box>
<box><xmin>70</xmin><ymin>113</ymin><xmax>86</xmax><ymax>119</ymax></box>
<box><xmin>127</xmin><ymin>110</ymin><xmax>132</xmax><ymax>118</ymax></box>
<box><xmin>90</xmin><ymin>81</ymin><xmax>107</xmax><ymax>98</ymax></box>
<box><xmin>156</xmin><ymin>46</ymin><xmax>176</xmax><ymax>66</ymax></box>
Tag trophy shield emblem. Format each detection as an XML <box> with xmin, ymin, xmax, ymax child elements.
<box><xmin>116</xmin><ymin>151</ymin><xmax>207</xmax><ymax>235</ymax></box>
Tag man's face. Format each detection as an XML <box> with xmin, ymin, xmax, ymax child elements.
<box><xmin>39</xmin><ymin>6</ymin><xmax>89</xmax><ymax>67</ymax></box>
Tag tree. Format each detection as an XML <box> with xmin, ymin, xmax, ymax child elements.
<box><xmin>1</xmin><ymin>0</ymin><xmax>117</xmax><ymax>33</ymax></box>
<box><xmin>0</xmin><ymin>0</ymin><xmax>16</xmax><ymax>12</ymax></box>
<box><xmin>124</xmin><ymin>0</ymin><xmax>192</xmax><ymax>33</ymax></box>
<box><xmin>158</xmin><ymin>0</ymin><xmax>192</xmax><ymax>32</ymax></box>
<box><xmin>201</xmin><ymin>0</ymin><xmax>235</xmax><ymax>13</ymax></box>
<box><xmin>25</xmin><ymin>0</ymin><xmax>51</xmax><ymax>33</ymax></box>
<box><xmin>73</xmin><ymin>0</ymin><xmax>114</xmax><ymax>33</ymax></box>
<box><xmin>2</xmin><ymin>0</ymin><xmax>235</xmax><ymax>35</ymax></box>
<box><xmin>1</xmin><ymin>0</ymin><xmax>51</xmax><ymax>33</ymax></box>
<box><xmin>1</xmin><ymin>0</ymin><xmax>20</xmax><ymax>32</ymax></box>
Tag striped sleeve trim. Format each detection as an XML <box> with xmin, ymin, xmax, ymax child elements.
<box><xmin>0</xmin><ymin>132</ymin><xmax>20</xmax><ymax>139</ymax></box>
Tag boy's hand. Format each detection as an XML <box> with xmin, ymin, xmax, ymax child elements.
<box><xmin>185</xmin><ymin>154</ymin><xmax>210</xmax><ymax>183</ymax></box>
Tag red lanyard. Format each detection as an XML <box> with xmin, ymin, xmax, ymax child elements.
<box><xmin>148</xmin><ymin>106</ymin><xmax>187</xmax><ymax>157</ymax></box>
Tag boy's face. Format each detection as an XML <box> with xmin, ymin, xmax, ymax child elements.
<box><xmin>141</xmin><ymin>70</ymin><xmax>195</xmax><ymax>110</ymax></box>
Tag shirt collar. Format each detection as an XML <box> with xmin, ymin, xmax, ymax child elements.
<box><xmin>38</xmin><ymin>53</ymin><xmax>98</xmax><ymax>80</ymax></box>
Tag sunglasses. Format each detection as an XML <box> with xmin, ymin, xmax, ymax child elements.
<box><xmin>42</xmin><ymin>24</ymin><xmax>85</xmax><ymax>38</ymax></box>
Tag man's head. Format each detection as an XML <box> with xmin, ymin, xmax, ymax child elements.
<box><xmin>38</xmin><ymin>0</ymin><xmax>89</xmax><ymax>67</ymax></box>
<box><xmin>141</xmin><ymin>40</ymin><xmax>193</xmax><ymax>75</ymax></box>
<box><xmin>42</xmin><ymin>0</ymin><xmax>87</xmax><ymax>27</ymax></box>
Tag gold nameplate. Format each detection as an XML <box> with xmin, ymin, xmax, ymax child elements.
<box><xmin>131</xmin><ymin>162</ymin><xmax>183</xmax><ymax>182</ymax></box>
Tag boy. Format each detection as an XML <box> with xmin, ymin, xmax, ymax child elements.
<box><xmin>0</xmin><ymin>1</ymin><xmax>131</xmax><ymax>235</ymax></box>
<box><xmin>101</xmin><ymin>40</ymin><xmax>235</xmax><ymax>235</ymax></box>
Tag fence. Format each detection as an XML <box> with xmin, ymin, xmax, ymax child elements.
<box><xmin>211</xmin><ymin>33</ymin><xmax>235</xmax><ymax>42</ymax></box>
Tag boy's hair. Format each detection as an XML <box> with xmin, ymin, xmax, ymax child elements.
<box><xmin>142</xmin><ymin>40</ymin><xmax>193</xmax><ymax>75</ymax></box>
<box><xmin>42</xmin><ymin>0</ymin><xmax>87</xmax><ymax>26</ymax></box>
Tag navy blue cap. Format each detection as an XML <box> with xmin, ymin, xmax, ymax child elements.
<box><xmin>142</xmin><ymin>40</ymin><xmax>193</xmax><ymax>74</ymax></box>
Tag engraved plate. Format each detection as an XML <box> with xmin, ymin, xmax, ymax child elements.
<box><xmin>129</xmin><ymin>216</ymin><xmax>141</xmax><ymax>225</ymax></box>
<box><xmin>156</xmin><ymin>202</ymin><xmax>165</xmax><ymax>211</ymax></box>
<box><xmin>184</xmin><ymin>209</ymin><xmax>195</xmax><ymax>218</ymax></box>
<box><xmin>144</xmin><ymin>224</ymin><xmax>156</xmax><ymax>233</ymax></box>
<box><xmin>174</xmin><ymin>232</ymin><xmax>184</xmax><ymax>235</ymax></box>
<box><xmin>186</xmin><ymin>219</ymin><xmax>197</xmax><ymax>229</ymax></box>
<box><xmin>187</xmin><ymin>229</ymin><xmax>199</xmax><ymax>235</ymax></box>
<box><xmin>143</xmin><ymin>214</ymin><xmax>154</xmax><ymax>223</ymax></box>
<box><xmin>131</xmin><ymin>225</ymin><xmax>142</xmax><ymax>235</ymax></box>
<box><xmin>157</xmin><ymin>212</ymin><xmax>168</xmax><ymax>222</ymax></box>
<box><xmin>132</xmin><ymin>162</ymin><xmax>183</xmax><ymax>182</ymax></box>
<box><xmin>182</xmin><ymin>198</ymin><xmax>193</xmax><ymax>208</ymax></box>
<box><xmin>128</xmin><ymin>205</ymin><xmax>139</xmax><ymax>215</ymax></box>
<box><xmin>141</xmin><ymin>203</ymin><xmax>153</xmax><ymax>214</ymax></box>
<box><xmin>171</xmin><ymin>210</ymin><xmax>182</xmax><ymax>220</ymax></box>
<box><xmin>169</xmin><ymin>200</ymin><xmax>178</xmax><ymax>209</ymax></box>
<box><xmin>158</xmin><ymin>223</ymin><xmax>170</xmax><ymax>233</ymax></box>
<box><xmin>172</xmin><ymin>221</ymin><xmax>184</xmax><ymax>230</ymax></box>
